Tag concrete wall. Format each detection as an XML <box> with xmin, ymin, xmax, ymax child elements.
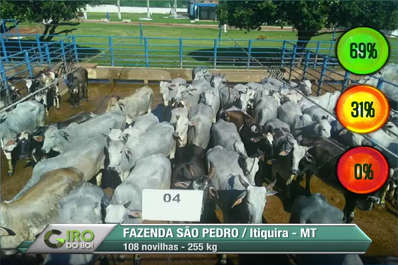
<box><xmin>85</xmin><ymin>5</ymin><xmax>186</xmax><ymax>14</ymax></box>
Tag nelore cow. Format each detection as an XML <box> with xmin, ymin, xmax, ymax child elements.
<box><xmin>41</xmin><ymin>112</ymin><xmax>125</xmax><ymax>154</ymax></box>
<box><xmin>106</xmin><ymin>86</ymin><xmax>153</xmax><ymax>125</ymax></box>
<box><xmin>206</xmin><ymin>146</ymin><xmax>277</xmax><ymax>224</ymax></box>
<box><xmin>0</xmin><ymin>101</ymin><xmax>45</xmax><ymax>176</ymax></box>
<box><xmin>7</xmin><ymin>135</ymin><xmax>108</xmax><ymax>203</ymax></box>
<box><xmin>43</xmin><ymin>183</ymin><xmax>105</xmax><ymax>265</ymax></box>
<box><xmin>0</xmin><ymin>168</ymin><xmax>85</xmax><ymax>250</ymax></box>
<box><xmin>103</xmin><ymin>154</ymin><xmax>172</xmax><ymax>224</ymax></box>
<box><xmin>17</xmin><ymin>111</ymin><xmax>97</xmax><ymax>165</ymax></box>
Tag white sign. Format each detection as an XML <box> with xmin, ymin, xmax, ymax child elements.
<box><xmin>142</xmin><ymin>189</ymin><xmax>204</xmax><ymax>222</ymax></box>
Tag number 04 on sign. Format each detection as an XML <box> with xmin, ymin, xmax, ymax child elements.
<box><xmin>142</xmin><ymin>189</ymin><xmax>204</xmax><ymax>222</ymax></box>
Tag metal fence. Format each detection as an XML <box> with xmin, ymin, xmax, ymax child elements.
<box><xmin>3</xmin><ymin>33</ymin><xmax>390</xmax><ymax>69</ymax></box>
<box><xmin>1</xmin><ymin>33</ymin><xmax>398</xmax><ymax>107</ymax></box>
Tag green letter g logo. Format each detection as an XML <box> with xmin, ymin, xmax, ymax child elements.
<box><xmin>44</xmin><ymin>230</ymin><xmax>65</xmax><ymax>249</ymax></box>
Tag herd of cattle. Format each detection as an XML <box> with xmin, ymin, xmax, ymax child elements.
<box><xmin>0</xmin><ymin>65</ymin><xmax>397</xmax><ymax>265</ymax></box>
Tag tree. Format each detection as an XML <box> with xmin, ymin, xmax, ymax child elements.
<box><xmin>0</xmin><ymin>0</ymin><xmax>94</xmax><ymax>41</ymax></box>
<box><xmin>217</xmin><ymin>1</ymin><xmax>398</xmax><ymax>50</ymax></box>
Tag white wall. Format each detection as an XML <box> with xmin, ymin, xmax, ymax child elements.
<box><xmin>86</xmin><ymin>4</ymin><xmax>186</xmax><ymax>14</ymax></box>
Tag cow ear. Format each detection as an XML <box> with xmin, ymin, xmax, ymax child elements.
<box><xmin>0</xmin><ymin>227</ymin><xmax>16</xmax><ymax>236</ymax></box>
<box><xmin>174</xmin><ymin>181</ymin><xmax>191</xmax><ymax>188</ymax></box>
<box><xmin>124</xmin><ymin>149</ymin><xmax>132</xmax><ymax>160</ymax></box>
<box><xmin>128</xmin><ymin>211</ymin><xmax>142</xmax><ymax>218</ymax></box>
<box><xmin>33</xmin><ymin>136</ymin><xmax>44</xmax><ymax>142</ymax></box>
<box><xmin>5</xmin><ymin>139</ymin><xmax>16</xmax><ymax>146</ymax></box>
<box><xmin>305</xmin><ymin>152</ymin><xmax>315</xmax><ymax>163</ymax></box>
<box><xmin>209</xmin><ymin>186</ymin><xmax>219</xmax><ymax>201</ymax></box>
<box><xmin>101</xmin><ymin>193</ymin><xmax>111</xmax><ymax>208</ymax></box>
<box><xmin>266</xmin><ymin>190</ymin><xmax>278</xmax><ymax>197</ymax></box>
<box><xmin>279</xmin><ymin>150</ymin><xmax>290</xmax><ymax>156</ymax></box>
<box><xmin>231</xmin><ymin>191</ymin><xmax>247</xmax><ymax>209</ymax></box>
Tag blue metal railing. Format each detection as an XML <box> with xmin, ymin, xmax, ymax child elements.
<box><xmin>1</xmin><ymin>33</ymin><xmax>398</xmax><ymax>106</ymax></box>
<box><xmin>1</xmin><ymin>35</ymin><xmax>74</xmax><ymax>96</ymax></box>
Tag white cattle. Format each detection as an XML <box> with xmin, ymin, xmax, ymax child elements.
<box><xmin>103</xmin><ymin>154</ymin><xmax>172</xmax><ymax>224</ymax></box>
<box><xmin>0</xmin><ymin>101</ymin><xmax>45</xmax><ymax>176</ymax></box>
<box><xmin>106</xmin><ymin>86</ymin><xmax>153</xmax><ymax>124</ymax></box>
<box><xmin>1</xmin><ymin>168</ymin><xmax>85</xmax><ymax>250</ymax></box>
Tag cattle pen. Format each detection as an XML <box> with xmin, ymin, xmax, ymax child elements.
<box><xmin>1</xmin><ymin>29</ymin><xmax>398</xmax><ymax>265</ymax></box>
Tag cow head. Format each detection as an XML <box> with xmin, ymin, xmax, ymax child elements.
<box><xmin>107</xmin><ymin>129</ymin><xmax>123</xmax><ymax>141</ymax></box>
<box><xmin>313</xmin><ymin>118</ymin><xmax>331</xmax><ymax>138</ymax></box>
<box><xmin>239</xmin><ymin>93</ymin><xmax>253</xmax><ymax>112</ymax></box>
<box><xmin>25</xmin><ymin>79</ymin><xmax>41</xmax><ymax>94</ymax></box>
<box><xmin>160</xmin><ymin>82</ymin><xmax>177</xmax><ymax>106</ymax></box>
<box><xmin>103</xmin><ymin>197</ymin><xmax>142</xmax><ymax>224</ymax></box>
<box><xmin>174</xmin><ymin>163</ymin><xmax>219</xmax><ymax>212</ymax></box>
<box><xmin>105</xmin><ymin>138</ymin><xmax>132</xmax><ymax>174</ymax></box>
<box><xmin>201</xmin><ymin>90</ymin><xmax>218</xmax><ymax>108</ymax></box>
<box><xmin>281</xmin><ymin>139</ymin><xmax>315</xmax><ymax>184</ymax></box>
<box><xmin>106</xmin><ymin>96</ymin><xmax>121</xmax><ymax>112</ymax></box>
<box><xmin>42</xmin><ymin>126</ymin><xmax>68</xmax><ymax>153</ymax></box>
<box><xmin>211</xmin><ymin>73</ymin><xmax>226</xmax><ymax>90</ymax></box>
<box><xmin>230</xmin><ymin>175</ymin><xmax>277</xmax><ymax>223</ymax></box>
<box><xmin>172</xmin><ymin>114</ymin><xmax>198</xmax><ymax>147</ymax></box>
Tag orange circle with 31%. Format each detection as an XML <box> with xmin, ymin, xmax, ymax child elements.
<box><xmin>336</xmin><ymin>85</ymin><xmax>390</xmax><ymax>134</ymax></box>
<box><xmin>337</xmin><ymin>147</ymin><xmax>389</xmax><ymax>194</ymax></box>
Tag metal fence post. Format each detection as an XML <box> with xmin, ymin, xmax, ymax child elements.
<box><xmin>45</xmin><ymin>44</ymin><xmax>52</xmax><ymax>68</ymax></box>
<box><xmin>108</xmin><ymin>36</ymin><xmax>114</xmax><ymax>66</ymax></box>
<box><xmin>72</xmin><ymin>36</ymin><xmax>79</xmax><ymax>63</ymax></box>
<box><xmin>303</xmin><ymin>51</ymin><xmax>311</xmax><ymax>80</ymax></box>
<box><xmin>343</xmin><ymin>70</ymin><xmax>351</xmax><ymax>90</ymax></box>
<box><xmin>179</xmin><ymin>38</ymin><xmax>183</xmax><ymax>68</ymax></box>
<box><xmin>328</xmin><ymin>28</ymin><xmax>336</xmax><ymax>58</ymax></box>
<box><xmin>377</xmin><ymin>78</ymin><xmax>384</xmax><ymax>90</ymax></box>
<box><xmin>144</xmin><ymin>37</ymin><xmax>149</xmax><ymax>67</ymax></box>
<box><xmin>60</xmin><ymin>40</ymin><xmax>67</xmax><ymax>73</ymax></box>
<box><xmin>1</xmin><ymin>35</ymin><xmax>8</xmax><ymax>62</ymax></box>
<box><xmin>247</xmin><ymin>39</ymin><xmax>252</xmax><ymax>69</ymax></box>
<box><xmin>317</xmin><ymin>56</ymin><xmax>329</xmax><ymax>96</ymax></box>
<box><xmin>280</xmin><ymin>41</ymin><xmax>286</xmax><ymax>68</ymax></box>
<box><xmin>0</xmin><ymin>59</ymin><xmax>11</xmax><ymax>105</ymax></box>
<box><xmin>314</xmin><ymin>41</ymin><xmax>321</xmax><ymax>67</ymax></box>
<box><xmin>139</xmin><ymin>23</ymin><xmax>143</xmax><ymax>46</ymax></box>
<box><xmin>289</xmin><ymin>45</ymin><xmax>298</xmax><ymax>81</ymax></box>
<box><xmin>213</xmin><ymin>39</ymin><xmax>218</xmax><ymax>69</ymax></box>
<box><xmin>25</xmin><ymin>51</ymin><xmax>33</xmax><ymax>77</ymax></box>
<box><xmin>35</xmin><ymin>34</ymin><xmax>43</xmax><ymax>63</ymax></box>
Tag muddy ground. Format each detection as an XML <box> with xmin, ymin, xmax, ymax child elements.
<box><xmin>1</xmin><ymin>83</ymin><xmax>397</xmax><ymax>265</ymax></box>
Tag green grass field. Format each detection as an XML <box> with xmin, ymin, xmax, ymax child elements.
<box><xmin>85</xmin><ymin>12</ymin><xmax>219</xmax><ymax>25</ymax></box>
<box><xmin>6</xmin><ymin>21</ymin><xmax>398</xmax><ymax>69</ymax></box>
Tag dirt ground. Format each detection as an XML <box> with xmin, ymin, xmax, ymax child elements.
<box><xmin>1</xmin><ymin>83</ymin><xmax>397</xmax><ymax>265</ymax></box>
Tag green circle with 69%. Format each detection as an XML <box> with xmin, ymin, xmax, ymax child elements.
<box><xmin>337</xmin><ymin>27</ymin><xmax>389</xmax><ymax>75</ymax></box>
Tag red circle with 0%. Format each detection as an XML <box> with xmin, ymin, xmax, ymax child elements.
<box><xmin>337</xmin><ymin>147</ymin><xmax>389</xmax><ymax>194</ymax></box>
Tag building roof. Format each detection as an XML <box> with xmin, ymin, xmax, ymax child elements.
<box><xmin>194</xmin><ymin>3</ymin><xmax>217</xmax><ymax>7</ymax></box>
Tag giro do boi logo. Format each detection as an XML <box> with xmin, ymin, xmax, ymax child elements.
<box><xmin>44</xmin><ymin>229</ymin><xmax>95</xmax><ymax>249</ymax></box>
